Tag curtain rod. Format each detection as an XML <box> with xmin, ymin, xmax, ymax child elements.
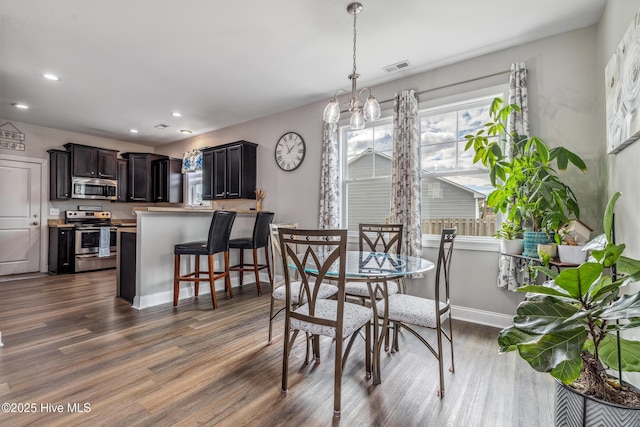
<box><xmin>376</xmin><ymin>69</ymin><xmax>511</xmax><ymax>105</ymax></box>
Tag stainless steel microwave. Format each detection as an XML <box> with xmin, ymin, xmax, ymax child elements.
<box><xmin>71</xmin><ymin>177</ymin><xmax>117</xmax><ymax>200</ymax></box>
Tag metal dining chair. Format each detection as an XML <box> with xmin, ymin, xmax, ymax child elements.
<box><xmin>268</xmin><ymin>223</ymin><xmax>339</xmax><ymax>344</ymax></box>
<box><xmin>279</xmin><ymin>228</ymin><xmax>372</xmax><ymax>418</ymax></box>
<box><xmin>345</xmin><ymin>223</ymin><xmax>404</xmax><ymax>302</ymax></box>
<box><xmin>173</xmin><ymin>210</ymin><xmax>237</xmax><ymax>309</ymax></box>
<box><xmin>376</xmin><ymin>228</ymin><xmax>456</xmax><ymax>398</ymax></box>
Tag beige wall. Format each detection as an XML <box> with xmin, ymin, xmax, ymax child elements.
<box><xmin>598</xmin><ymin>0</ymin><xmax>640</xmax><ymax>260</ymax></box>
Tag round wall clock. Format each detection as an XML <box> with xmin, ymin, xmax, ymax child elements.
<box><xmin>275</xmin><ymin>132</ymin><xmax>306</xmax><ymax>171</ymax></box>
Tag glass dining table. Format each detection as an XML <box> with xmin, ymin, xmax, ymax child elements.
<box><xmin>298</xmin><ymin>250</ymin><xmax>435</xmax><ymax>384</ymax></box>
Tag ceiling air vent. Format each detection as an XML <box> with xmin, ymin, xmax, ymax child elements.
<box><xmin>383</xmin><ymin>60</ymin><xmax>410</xmax><ymax>73</ymax></box>
<box><xmin>154</xmin><ymin>124</ymin><xmax>169</xmax><ymax>129</ymax></box>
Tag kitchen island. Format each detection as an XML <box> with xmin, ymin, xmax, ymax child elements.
<box><xmin>128</xmin><ymin>207</ymin><xmax>266</xmax><ymax>309</ymax></box>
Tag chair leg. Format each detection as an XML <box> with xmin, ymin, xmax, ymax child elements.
<box><xmin>436</xmin><ymin>321</ymin><xmax>445</xmax><ymax>398</ymax></box>
<box><xmin>268</xmin><ymin>296</ymin><xmax>275</xmax><ymax>344</ymax></box>
<box><xmin>173</xmin><ymin>254</ymin><xmax>180</xmax><ymax>306</ymax></box>
<box><xmin>333</xmin><ymin>332</ymin><xmax>343</xmax><ymax>417</ymax></box>
<box><xmin>282</xmin><ymin>319</ymin><xmax>290</xmax><ymax>396</ymax></box>
<box><xmin>224</xmin><ymin>250</ymin><xmax>233</xmax><ymax>299</ymax></box>
<box><xmin>194</xmin><ymin>255</ymin><xmax>200</xmax><ymax>296</ymax></box>
<box><xmin>264</xmin><ymin>246</ymin><xmax>272</xmax><ymax>286</ymax></box>
<box><xmin>448</xmin><ymin>318</ymin><xmax>455</xmax><ymax>373</ymax></box>
<box><xmin>253</xmin><ymin>248</ymin><xmax>262</xmax><ymax>295</ymax></box>
<box><xmin>238</xmin><ymin>249</ymin><xmax>244</xmax><ymax>287</ymax></box>
<box><xmin>207</xmin><ymin>255</ymin><xmax>218</xmax><ymax>309</ymax></box>
<box><xmin>365</xmin><ymin>321</ymin><xmax>372</xmax><ymax>380</ymax></box>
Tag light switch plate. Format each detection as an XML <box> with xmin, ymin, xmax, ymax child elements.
<box><xmin>49</xmin><ymin>208</ymin><xmax>60</xmax><ymax>216</ymax></box>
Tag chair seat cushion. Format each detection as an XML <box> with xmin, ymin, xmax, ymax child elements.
<box><xmin>272</xmin><ymin>281</ymin><xmax>338</xmax><ymax>304</ymax></box>
<box><xmin>376</xmin><ymin>293</ymin><xmax>449</xmax><ymax>329</ymax></box>
<box><xmin>345</xmin><ymin>280</ymin><xmax>399</xmax><ymax>299</ymax></box>
<box><xmin>229</xmin><ymin>237</ymin><xmax>254</xmax><ymax>250</ymax></box>
<box><xmin>174</xmin><ymin>241</ymin><xmax>208</xmax><ymax>255</ymax></box>
<box><xmin>290</xmin><ymin>299</ymin><xmax>372</xmax><ymax>339</ymax></box>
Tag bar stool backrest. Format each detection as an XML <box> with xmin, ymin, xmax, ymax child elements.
<box><xmin>252</xmin><ymin>211</ymin><xmax>275</xmax><ymax>249</ymax></box>
<box><xmin>207</xmin><ymin>210</ymin><xmax>238</xmax><ymax>254</ymax></box>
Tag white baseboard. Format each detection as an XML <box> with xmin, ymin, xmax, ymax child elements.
<box><xmin>451</xmin><ymin>305</ymin><xmax>512</xmax><ymax>329</ymax></box>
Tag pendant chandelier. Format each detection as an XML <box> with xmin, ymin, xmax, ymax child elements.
<box><xmin>323</xmin><ymin>2</ymin><xmax>381</xmax><ymax>130</ymax></box>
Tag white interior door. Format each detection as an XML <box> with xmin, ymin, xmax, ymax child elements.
<box><xmin>0</xmin><ymin>158</ymin><xmax>42</xmax><ymax>275</ymax></box>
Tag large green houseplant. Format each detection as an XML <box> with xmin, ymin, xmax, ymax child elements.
<box><xmin>499</xmin><ymin>192</ymin><xmax>640</xmax><ymax>416</ymax></box>
<box><xmin>464</xmin><ymin>98</ymin><xmax>587</xmax><ymax>255</ymax></box>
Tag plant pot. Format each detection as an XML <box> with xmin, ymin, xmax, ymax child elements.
<box><xmin>537</xmin><ymin>243</ymin><xmax>557</xmax><ymax>259</ymax></box>
<box><xmin>558</xmin><ymin>245</ymin><xmax>587</xmax><ymax>265</ymax></box>
<box><xmin>554</xmin><ymin>379</ymin><xmax>640</xmax><ymax>426</ymax></box>
<box><xmin>500</xmin><ymin>238</ymin><xmax>524</xmax><ymax>255</ymax></box>
<box><xmin>523</xmin><ymin>231</ymin><xmax>554</xmax><ymax>258</ymax></box>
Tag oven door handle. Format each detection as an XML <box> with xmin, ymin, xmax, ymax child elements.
<box><xmin>76</xmin><ymin>254</ymin><xmax>116</xmax><ymax>259</ymax></box>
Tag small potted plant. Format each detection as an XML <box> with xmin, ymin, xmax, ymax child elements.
<box><xmin>498</xmin><ymin>192</ymin><xmax>640</xmax><ymax>423</ymax></box>
<box><xmin>494</xmin><ymin>220</ymin><xmax>524</xmax><ymax>254</ymax></box>
<box><xmin>464</xmin><ymin>98</ymin><xmax>587</xmax><ymax>258</ymax></box>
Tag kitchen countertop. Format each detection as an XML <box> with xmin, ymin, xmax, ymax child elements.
<box><xmin>133</xmin><ymin>207</ymin><xmax>268</xmax><ymax>214</ymax></box>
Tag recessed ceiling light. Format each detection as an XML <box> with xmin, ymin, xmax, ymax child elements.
<box><xmin>129</xmin><ymin>129</ymin><xmax>139</xmax><ymax>134</ymax></box>
<box><xmin>42</xmin><ymin>73</ymin><xmax>61</xmax><ymax>81</ymax></box>
<box><xmin>180</xmin><ymin>129</ymin><xmax>192</xmax><ymax>135</ymax></box>
<box><xmin>12</xmin><ymin>103</ymin><xmax>29</xmax><ymax>109</ymax></box>
<box><xmin>171</xmin><ymin>112</ymin><xmax>182</xmax><ymax>117</ymax></box>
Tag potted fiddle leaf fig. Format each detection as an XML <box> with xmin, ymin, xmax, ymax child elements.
<box><xmin>464</xmin><ymin>98</ymin><xmax>587</xmax><ymax>257</ymax></box>
<box><xmin>498</xmin><ymin>192</ymin><xmax>640</xmax><ymax>423</ymax></box>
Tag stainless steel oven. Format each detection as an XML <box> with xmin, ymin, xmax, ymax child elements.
<box><xmin>65</xmin><ymin>210</ymin><xmax>118</xmax><ymax>272</ymax></box>
<box><xmin>74</xmin><ymin>226</ymin><xmax>117</xmax><ymax>272</ymax></box>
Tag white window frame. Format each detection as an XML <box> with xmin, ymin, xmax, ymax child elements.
<box><xmin>338</xmin><ymin>84</ymin><xmax>508</xmax><ymax>252</ymax></box>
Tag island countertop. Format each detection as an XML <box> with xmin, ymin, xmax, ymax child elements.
<box><xmin>133</xmin><ymin>207</ymin><xmax>269</xmax><ymax>214</ymax></box>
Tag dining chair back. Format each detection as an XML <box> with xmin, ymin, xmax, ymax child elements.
<box><xmin>229</xmin><ymin>211</ymin><xmax>274</xmax><ymax>295</ymax></box>
<box><xmin>346</xmin><ymin>223</ymin><xmax>404</xmax><ymax>301</ymax></box>
<box><xmin>376</xmin><ymin>227</ymin><xmax>457</xmax><ymax>398</ymax></box>
<box><xmin>279</xmin><ymin>228</ymin><xmax>372</xmax><ymax>418</ymax></box>
<box><xmin>173</xmin><ymin>210</ymin><xmax>237</xmax><ymax>308</ymax></box>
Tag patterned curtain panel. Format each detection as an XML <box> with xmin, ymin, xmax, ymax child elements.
<box><xmin>498</xmin><ymin>62</ymin><xmax>530</xmax><ymax>290</ymax></box>
<box><xmin>181</xmin><ymin>148</ymin><xmax>203</xmax><ymax>173</ymax></box>
<box><xmin>318</xmin><ymin>122</ymin><xmax>340</xmax><ymax>229</ymax></box>
<box><xmin>390</xmin><ymin>90</ymin><xmax>422</xmax><ymax>267</ymax></box>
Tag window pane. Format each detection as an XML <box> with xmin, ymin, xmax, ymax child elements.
<box><xmin>346</xmin><ymin>128</ymin><xmax>373</xmax><ymax>179</ymax></box>
<box><xmin>373</xmin><ymin>123</ymin><xmax>393</xmax><ymax>177</ymax></box>
<box><xmin>457</xmin><ymin>105</ymin><xmax>492</xmax><ymax>139</ymax></box>
<box><xmin>421</xmin><ymin>112</ymin><xmax>457</xmax><ymax>144</ymax></box>
<box><xmin>421</xmin><ymin>143</ymin><xmax>456</xmax><ymax>172</ymax></box>
<box><xmin>346</xmin><ymin>180</ymin><xmax>391</xmax><ymax>233</ymax></box>
<box><xmin>420</xmin><ymin>173</ymin><xmax>497</xmax><ymax>237</ymax></box>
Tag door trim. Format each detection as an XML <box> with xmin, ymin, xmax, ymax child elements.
<box><xmin>0</xmin><ymin>153</ymin><xmax>47</xmax><ymax>273</ymax></box>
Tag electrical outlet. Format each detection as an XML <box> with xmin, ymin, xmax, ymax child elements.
<box><xmin>49</xmin><ymin>208</ymin><xmax>60</xmax><ymax>216</ymax></box>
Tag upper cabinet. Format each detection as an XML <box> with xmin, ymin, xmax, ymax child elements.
<box><xmin>152</xmin><ymin>158</ymin><xmax>183</xmax><ymax>203</ymax></box>
<box><xmin>48</xmin><ymin>149</ymin><xmax>71</xmax><ymax>200</ymax></box>
<box><xmin>202</xmin><ymin>140</ymin><xmax>257</xmax><ymax>200</ymax></box>
<box><xmin>64</xmin><ymin>143</ymin><xmax>118</xmax><ymax>179</ymax></box>
<box><xmin>116</xmin><ymin>158</ymin><xmax>128</xmax><ymax>202</ymax></box>
<box><xmin>120</xmin><ymin>152</ymin><xmax>169</xmax><ymax>202</ymax></box>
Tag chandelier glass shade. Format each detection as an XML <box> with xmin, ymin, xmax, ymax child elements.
<box><xmin>323</xmin><ymin>2</ymin><xmax>381</xmax><ymax>130</ymax></box>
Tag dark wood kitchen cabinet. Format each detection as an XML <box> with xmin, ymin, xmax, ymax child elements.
<box><xmin>152</xmin><ymin>157</ymin><xmax>183</xmax><ymax>203</ymax></box>
<box><xmin>120</xmin><ymin>152</ymin><xmax>166</xmax><ymax>202</ymax></box>
<box><xmin>116</xmin><ymin>158</ymin><xmax>128</xmax><ymax>202</ymax></box>
<box><xmin>48</xmin><ymin>149</ymin><xmax>71</xmax><ymax>200</ymax></box>
<box><xmin>202</xmin><ymin>140</ymin><xmax>257</xmax><ymax>200</ymax></box>
<box><xmin>48</xmin><ymin>227</ymin><xmax>75</xmax><ymax>274</ymax></box>
<box><xmin>64</xmin><ymin>143</ymin><xmax>118</xmax><ymax>179</ymax></box>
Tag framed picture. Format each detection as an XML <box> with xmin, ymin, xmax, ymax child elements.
<box><xmin>605</xmin><ymin>8</ymin><xmax>640</xmax><ymax>154</ymax></box>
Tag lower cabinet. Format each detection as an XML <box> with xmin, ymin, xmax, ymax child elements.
<box><xmin>48</xmin><ymin>227</ymin><xmax>75</xmax><ymax>274</ymax></box>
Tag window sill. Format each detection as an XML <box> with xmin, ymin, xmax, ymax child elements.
<box><xmin>422</xmin><ymin>235</ymin><xmax>500</xmax><ymax>252</ymax></box>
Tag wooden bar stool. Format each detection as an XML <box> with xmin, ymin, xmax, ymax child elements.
<box><xmin>173</xmin><ymin>210</ymin><xmax>237</xmax><ymax>308</ymax></box>
<box><xmin>229</xmin><ymin>211</ymin><xmax>274</xmax><ymax>295</ymax></box>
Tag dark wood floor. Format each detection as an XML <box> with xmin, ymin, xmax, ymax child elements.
<box><xmin>0</xmin><ymin>270</ymin><xmax>553</xmax><ymax>426</ymax></box>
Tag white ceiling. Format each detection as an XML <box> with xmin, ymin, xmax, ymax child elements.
<box><xmin>0</xmin><ymin>0</ymin><xmax>607</xmax><ymax>147</ymax></box>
